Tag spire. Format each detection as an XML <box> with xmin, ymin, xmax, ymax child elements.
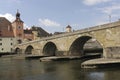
<box><xmin>16</xmin><ymin>9</ymin><xmax>20</xmax><ymax>19</ymax></box>
<box><xmin>66</xmin><ymin>25</ymin><xmax>71</xmax><ymax>28</ymax></box>
<box><xmin>66</xmin><ymin>25</ymin><xmax>72</xmax><ymax>32</ymax></box>
<box><xmin>14</xmin><ymin>9</ymin><xmax>23</xmax><ymax>22</ymax></box>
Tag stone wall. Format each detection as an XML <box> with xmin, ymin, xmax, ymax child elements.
<box><xmin>105</xmin><ymin>47</ymin><xmax>120</xmax><ymax>58</ymax></box>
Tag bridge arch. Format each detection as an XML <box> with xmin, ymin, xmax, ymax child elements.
<box><xmin>25</xmin><ymin>45</ymin><xmax>34</xmax><ymax>54</ymax></box>
<box><xmin>69</xmin><ymin>36</ymin><xmax>103</xmax><ymax>57</ymax></box>
<box><xmin>43</xmin><ymin>42</ymin><xmax>57</xmax><ymax>56</ymax></box>
<box><xmin>15</xmin><ymin>47</ymin><xmax>21</xmax><ymax>54</ymax></box>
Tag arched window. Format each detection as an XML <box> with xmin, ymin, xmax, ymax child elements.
<box><xmin>17</xmin><ymin>39</ymin><xmax>22</xmax><ymax>44</ymax></box>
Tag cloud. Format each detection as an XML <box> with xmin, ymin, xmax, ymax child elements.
<box><xmin>83</xmin><ymin>0</ymin><xmax>112</xmax><ymax>6</ymax></box>
<box><xmin>71</xmin><ymin>24</ymin><xmax>79</xmax><ymax>27</ymax></box>
<box><xmin>0</xmin><ymin>13</ymin><xmax>15</xmax><ymax>22</ymax></box>
<box><xmin>39</xmin><ymin>18</ymin><xmax>61</xmax><ymax>27</ymax></box>
<box><xmin>98</xmin><ymin>5</ymin><xmax>120</xmax><ymax>14</ymax></box>
<box><xmin>24</xmin><ymin>24</ymin><xmax>30</xmax><ymax>29</ymax></box>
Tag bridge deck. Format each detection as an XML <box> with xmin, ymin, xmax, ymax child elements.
<box><xmin>81</xmin><ymin>58</ymin><xmax>120</xmax><ymax>68</ymax></box>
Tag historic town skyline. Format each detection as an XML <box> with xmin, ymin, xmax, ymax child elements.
<box><xmin>0</xmin><ymin>0</ymin><xmax>120</xmax><ymax>33</ymax></box>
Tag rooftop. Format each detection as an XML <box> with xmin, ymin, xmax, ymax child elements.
<box><xmin>0</xmin><ymin>17</ymin><xmax>14</xmax><ymax>37</ymax></box>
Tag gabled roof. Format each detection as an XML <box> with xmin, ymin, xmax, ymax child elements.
<box><xmin>0</xmin><ymin>17</ymin><xmax>14</xmax><ymax>37</ymax></box>
<box><xmin>24</xmin><ymin>29</ymin><xmax>33</xmax><ymax>34</ymax></box>
<box><xmin>31</xmin><ymin>26</ymin><xmax>50</xmax><ymax>37</ymax></box>
<box><xmin>66</xmin><ymin>25</ymin><xmax>71</xmax><ymax>28</ymax></box>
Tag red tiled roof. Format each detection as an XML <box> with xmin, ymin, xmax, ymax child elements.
<box><xmin>31</xmin><ymin>26</ymin><xmax>50</xmax><ymax>37</ymax></box>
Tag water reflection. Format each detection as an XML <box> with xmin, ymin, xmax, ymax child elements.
<box><xmin>0</xmin><ymin>58</ymin><xmax>120</xmax><ymax>80</ymax></box>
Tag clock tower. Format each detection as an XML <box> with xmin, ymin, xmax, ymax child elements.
<box><xmin>12</xmin><ymin>10</ymin><xmax>24</xmax><ymax>44</ymax></box>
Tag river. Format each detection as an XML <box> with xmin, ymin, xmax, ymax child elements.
<box><xmin>0</xmin><ymin>58</ymin><xmax>120</xmax><ymax>80</ymax></box>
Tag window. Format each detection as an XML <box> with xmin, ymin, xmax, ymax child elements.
<box><xmin>18</xmin><ymin>26</ymin><xmax>21</xmax><ymax>29</ymax></box>
<box><xmin>11</xmin><ymin>43</ymin><xmax>13</xmax><ymax>45</ymax></box>
<box><xmin>0</xmin><ymin>43</ymin><xmax>2</xmax><ymax>45</ymax></box>
<box><xmin>0</xmin><ymin>38</ymin><xmax>2</xmax><ymax>41</ymax></box>
<box><xmin>1</xmin><ymin>48</ymin><xmax>4</xmax><ymax>51</ymax></box>
<box><xmin>8</xmin><ymin>25</ymin><xmax>10</xmax><ymax>31</ymax></box>
<box><xmin>11</xmin><ymin>48</ymin><xmax>13</xmax><ymax>52</ymax></box>
<box><xmin>18</xmin><ymin>39</ymin><xmax>22</xmax><ymax>44</ymax></box>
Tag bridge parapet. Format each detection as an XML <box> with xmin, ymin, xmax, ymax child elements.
<box><xmin>18</xmin><ymin>21</ymin><xmax>120</xmax><ymax>46</ymax></box>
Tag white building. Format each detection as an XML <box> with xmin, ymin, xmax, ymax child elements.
<box><xmin>0</xmin><ymin>37</ymin><xmax>16</xmax><ymax>53</ymax></box>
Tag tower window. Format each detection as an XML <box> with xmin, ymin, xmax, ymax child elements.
<box><xmin>18</xmin><ymin>26</ymin><xmax>21</xmax><ymax>29</ymax></box>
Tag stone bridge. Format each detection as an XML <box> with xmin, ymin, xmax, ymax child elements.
<box><xmin>15</xmin><ymin>21</ymin><xmax>120</xmax><ymax>58</ymax></box>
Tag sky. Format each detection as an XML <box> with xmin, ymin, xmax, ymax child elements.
<box><xmin>0</xmin><ymin>0</ymin><xmax>120</xmax><ymax>33</ymax></box>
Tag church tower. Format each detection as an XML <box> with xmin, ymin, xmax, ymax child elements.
<box><xmin>12</xmin><ymin>10</ymin><xmax>24</xmax><ymax>44</ymax></box>
<box><xmin>66</xmin><ymin>25</ymin><xmax>72</xmax><ymax>32</ymax></box>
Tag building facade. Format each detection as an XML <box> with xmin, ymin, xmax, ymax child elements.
<box><xmin>24</xmin><ymin>29</ymin><xmax>34</xmax><ymax>41</ymax></box>
<box><xmin>0</xmin><ymin>17</ymin><xmax>16</xmax><ymax>53</ymax></box>
<box><xmin>0</xmin><ymin>38</ymin><xmax>16</xmax><ymax>53</ymax></box>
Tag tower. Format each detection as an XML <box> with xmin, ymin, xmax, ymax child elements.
<box><xmin>66</xmin><ymin>25</ymin><xmax>72</xmax><ymax>32</ymax></box>
<box><xmin>12</xmin><ymin>10</ymin><xmax>24</xmax><ymax>44</ymax></box>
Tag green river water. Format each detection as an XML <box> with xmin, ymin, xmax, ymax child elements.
<box><xmin>0</xmin><ymin>58</ymin><xmax>120</xmax><ymax>80</ymax></box>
